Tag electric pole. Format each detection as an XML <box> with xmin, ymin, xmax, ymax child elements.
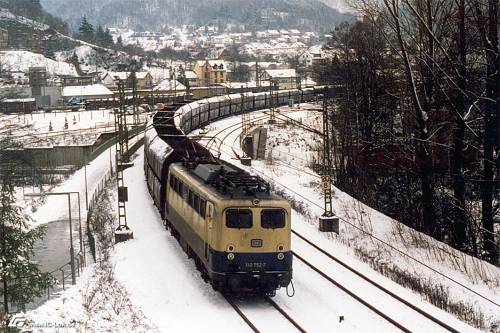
<box><xmin>114</xmin><ymin>79</ymin><xmax>133</xmax><ymax>243</ymax></box>
<box><xmin>319</xmin><ymin>88</ymin><xmax>339</xmax><ymax>233</ymax></box>
<box><xmin>240</xmin><ymin>86</ymin><xmax>252</xmax><ymax>166</ymax></box>
<box><xmin>131</xmin><ymin>71</ymin><xmax>140</xmax><ymax>126</ymax></box>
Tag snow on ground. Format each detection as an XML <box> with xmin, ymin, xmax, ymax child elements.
<box><xmin>191</xmin><ymin>104</ymin><xmax>500</xmax><ymax>332</ymax></box>
<box><xmin>23</xmin><ymin>145</ymin><xmax>252</xmax><ymax>332</ymax></box>
<box><xmin>110</xmin><ymin>151</ymin><xmax>404</xmax><ymax>332</ymax></box>
<box><xmin>0</xmin><ymin>50</ymin><xmax>78</xmax><ymax>80</ymax></box>
<box><xmin>21</xmin><ymin>104</ymin><xmax>498</xmax><ymax>332</ymax></box>
<box><xmin>1</xmin><ymin>110</ymin><xmax>148</xmax><ymax>147</ymax></box>
<box><xmin>27</xmin><ymin>262</ymin><xmax>157</xmax><ymax>333</ymax></box>
<box><xmin>55</xmin><ymin>45</ymin><xmax>97</xmax><ymax>66</ymax></box>
<box><xmin>111</xmin><ymin>151</ymin><xmax>254</xmax><ymax>333</ymax></box>
<box><xmin>0</xmin><ymin>8</ymin><xmax>49</xmax><ymax>30</ymax></box>
<box><xmin>26</xmin><ymin>143</ymin><xmax>116</xmax><ymax>226</ymax></box>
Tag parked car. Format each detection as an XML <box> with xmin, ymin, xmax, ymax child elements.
<box><xmin>66</xmin><ymin>97</ymin><xmax>87</xmax><ymax>107</ymax></box>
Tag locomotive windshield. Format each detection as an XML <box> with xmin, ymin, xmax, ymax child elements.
<box><xmin>261</xmin><ymin>209</ymin><xmax>286</xmax><ymax>229</ymax></box>
<box><xmin>226</xmin><ymin>209</ymin><xmax>253</xmax><ymax>229</ymax></box>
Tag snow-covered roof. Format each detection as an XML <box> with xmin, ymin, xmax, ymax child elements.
<box><xmin>301</xmin><ymin>78</ymin><xmax>317</xmax><ymax>87</ymax></box>
<box><xmin>106</xmin><ymin>71</ymin><xmax>128</xmax><ymax>80</ymax></box>
<box><xmin>184</xmin><ymin>71</ymin><xmax>197</xmax><ymax>79</ymax></box>
<box><xmin>308</xmin><ymin>45</ymin><xmax>324</xmax><ymax>55</ymax></box>
<box><xmin>264</xmin><ymin>69</ymin><xmax>297</xmax><ymax>78</ymax></box>
<box><xmin>153</xmin><ymin>79</ymin><xmax>186</xmax><ymax>91</ymax></box>
<box><xmin>2</xmin><ymin>98</ymin><xmax>36</xmax><ymax>103</ymax></box>
<box><xmin>196</xmin><ymin>60</ymin><xmax>226</xmax><ymax>69</ymax></box>
<box><xmin>135</xmin><ymin>72</ymin><xmax>151</xmax><ymax>79</ymax></box>
<box><xmin>62</xmin><ymin>84</ymin><xmax>113</xmax><ymax>98</ymax></box>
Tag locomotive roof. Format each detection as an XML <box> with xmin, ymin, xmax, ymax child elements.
<box><xmin>171</xmin><ymin>162</ymin><xmax>279</xmax><ymax>201</ymax></box>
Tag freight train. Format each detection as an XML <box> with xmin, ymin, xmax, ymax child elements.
<box><xmin>144</xmin><ymin>87</ymin><xmax>325</xmax><ymax>294</ymax></box>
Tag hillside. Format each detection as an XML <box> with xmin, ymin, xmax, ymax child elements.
<box><xmin>318</xmin><ymin>0</ymin><xmax>352</xmax><ymax>13</ymax></box>
<box><xmin>40</xmin><ymin>0</ymin><xmax>352</xmax><ymax>32</ymax></box>
<box><xmin>0</xmin><ymin>0</ymin><xmax>69</xmax><ymax>34</ymax></box>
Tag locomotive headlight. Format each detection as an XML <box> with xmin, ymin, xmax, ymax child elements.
<box><xmin>227</xmin><ymin>253</ymin><xmax>235</xmax><ymax>261</ymax></box>
<box><xmin>277</xmin><ymin>252</ymin><xmax>285</xmax><ymax>260</ymax></box>
<box><xmin>277</xmin><ymin>244</ymin><xmax>284</xmax><ymax>252</ymax></box>
<box><xmin>227</xmin><ymin>244</ymin><xmax>235</xmax><ymax>252</ymax></box>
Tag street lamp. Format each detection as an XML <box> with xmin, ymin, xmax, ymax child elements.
<box><xmin>24</xmin><ymin>191</ymin><xmax>83</xmax><ymax>285</ymax></box>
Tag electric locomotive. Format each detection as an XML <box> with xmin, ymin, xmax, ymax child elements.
<box><xmin>166</xmin><ymin>161</ymin><xmax>292</xmax><ymax>294</ymax></box>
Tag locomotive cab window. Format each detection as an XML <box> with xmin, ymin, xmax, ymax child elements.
<box><xmin>261</xmin><ymin>209</ymin><xmax>286</xmax><ymax>229</ymax></box>
<box><xmin>226</xmin><ymin>209</ymin><xmax>252</xmax><ymax>229</ymax></box>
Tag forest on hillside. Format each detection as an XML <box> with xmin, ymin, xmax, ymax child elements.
<box><xmin>40</xmin><ymin>0</ymin><xmax>351</xmax><ymax>32</ymax></box>
<box><xmin>314</xmin><ymin>0</ymin><xmax>499</xmax><ymax>264</ymax></box>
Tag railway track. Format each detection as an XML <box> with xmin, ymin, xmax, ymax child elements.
<box><xmin>292</xmin><ymin>231</ymin><xmax>462</xmax><ymax>332</ymax></box>
<box><xmin>194</xmin><ymin>108</ymin><xmax>300</xmax><ymax>155</ymax></box>
<box><xmin>196</xmin><ymin>108</ymin><xmax>469</xmax><ymax>333</ymax></box>
<box><xmin>224</xmin><ymin>294</ymin><xmax>308</xmax><ymax>333</ymax></box>
<box><xmin>194</xmin><ymin>108</ymin><xmax>302</xmax><ymax>158</ymax></box>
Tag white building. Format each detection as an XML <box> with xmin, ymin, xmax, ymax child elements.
<box><xmin>184</xmin><ymin>71</ymin><xmax>198</xmax><ymax>88</ymax></box>
<box><xmin>153</xmin><ymin>79</ymin><xmax>186</xmax><ymax>92</ymax></box>
<box><xmin>261</xmin><ymin>69</ymin><xmax>298</xmax><ymax>90</ymax></box>
<box><xmin>101</xmin><ymin>71</ymin><xmax>153</xmax><ymax>89</ymax></box>
<box><xmin>299</xmin><ymin>45</ymin><xmax>330</xmax><ymax>68</ymax></box>
<box><xmin>62</xmin><ymin>84</ymin><xmax>113</xmax><ymax>101</ymax></box>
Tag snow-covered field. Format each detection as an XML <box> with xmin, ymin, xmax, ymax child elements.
<box><xmin>1</xmin><ymin>50</ymin><xmax>78</xmax><ymax>81</ymax></box>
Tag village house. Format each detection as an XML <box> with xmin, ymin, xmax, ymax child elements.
<box><xmin>261</xmin><ymin>69</ymin><xmax>298</xmax><ymax>90</ymax></box>
<box><xmin>153</xmin><ymin>79</ymin><xmax>186</xmax><ymax>93</ymax></box>
<box><xmin>101</xmin><ymin>71</ymin><xmax>153</xmax><ymax>89</ymax></box>
<box><xmin>299</xmin><ymin>45</ymin><xmax>330</xmax><ymax>68</ymax></box>
<box><xmin>183</xmin><ymin>70</ymin><xmax>198</xmax><ymax>88</ymax></box>
<box><xmin>193</xmin><ymin>60</ymin><xmax>228</xmax><ymax>86</ymax></box>
<box><xmin>62</xmin><ymin>84</ymin><xmax>113</xmax><ymax>102</ymax></box>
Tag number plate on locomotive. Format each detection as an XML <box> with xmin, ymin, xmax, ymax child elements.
<box><xmin>245</xmin><ymin>262</ymin><xmax>267</xmax><ymax>269</ymax></box>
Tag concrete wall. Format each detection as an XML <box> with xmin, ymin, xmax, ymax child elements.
<box><xmin>21</xmin><ymin>125</ymin><xmax>146</xmax><ymax>168</ymax></box>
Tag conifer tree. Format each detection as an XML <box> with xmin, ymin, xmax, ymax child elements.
<box><xmin>95</xmin><ymin>25</ymin><xmax>105</xmax><ymax>46</ymax></box>
<box><xmin>0</xmin><ymin>142</ymin><xmax>51</xmax><ymax>328</ymax></box>
<box><xmin>78</xmin><ymin>16</ymin><xmax>95</xmax><ymax>43</ymax></box>
<box><xmin>104</xmin><ymin>29</ymin><xmax>114</xmax><ymax>46</ymax></box>
<box><xmin>116</xmin><ymin>36</ymin><xmax>123</xmax><ymax>50</ymax></box>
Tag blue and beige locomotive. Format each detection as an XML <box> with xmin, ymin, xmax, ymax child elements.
<box><xmin>166</xmin><ymin>160</ymin><xmax>292</xmax><ymax>294</ymax></box>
